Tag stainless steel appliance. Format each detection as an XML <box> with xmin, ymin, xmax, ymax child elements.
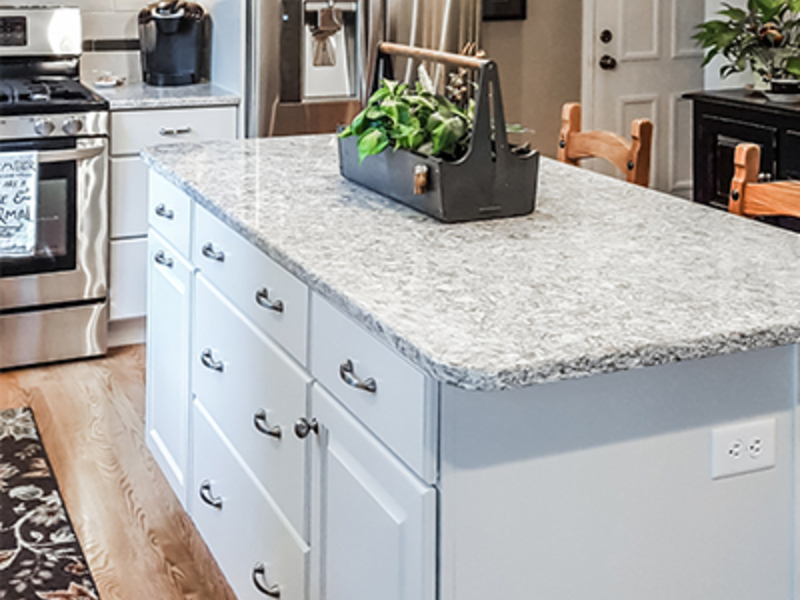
<box><xmin>0</xmin><ymin>7</ymin><xmax>110</xmax><ymax>370</ymax></box>
<box><xmin>138</xmin><ymin>0</ymin><xmax>210</xmax><ymax>86</ymax></box>
<box><xmin>244</xmin><ymin>0</ymin><xmax>480</xmax><ymax>138</ymax></box>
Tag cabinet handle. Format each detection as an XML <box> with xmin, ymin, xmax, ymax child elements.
<box><xmin>153</xmin><ymin>250</ymin><xmax>174</xmax><ymax>268</ymax></box>
<box><xmin>254</xmin><ymin>410</ymin><xmax>282</xmax><ymax>439</ymax></box>
<box><xmin>758</xmin><ymin>172</ymin><xmax>774</xmax><ymax>183</ymax></box>
<box><xmin>155</xmin><ymin>203</ymin><xmax>175</xmax><ymax>219</ymax></box>
<box><xmin>159</xmin><ymin>125</ymin><xmax>192</xmax><ymax>136</ymax></box>
<box><xmin>199</xmin><ymin>480</ymin><xmax>223</xmax><ymax>509</ymax></box>
<box><xmin>200</xmin><ymin>348</ymin><xmax>224</xmax><ymax>372</ymax></box>
<box><xmin>255</xmin><ymin>288</ymin><xmax>284</xmax><ymax>313</ymax></box>
<box><xmin>294</xmin><ymin>417</ymin><xmax>319</xmax><ymax>439</ymax></box>
<box><xmin>252</xmin><ymin>563</ymin><xmax>280</xmax><ymax>598</ymax></box>
<box><xmin>201</xmin><ymin>242</ymin><xmax>225</xmax><ymax>262</ymax></box>
<box><xmin>339</xmin><ymin>359</ymin><xmax>377</xmax><ymax>393</ymax></box>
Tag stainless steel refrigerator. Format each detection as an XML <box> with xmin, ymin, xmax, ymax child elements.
<box><xmin>243</xmin><ymin>0</ymin><xmax>480</xmax><ymax>138</ymax></box>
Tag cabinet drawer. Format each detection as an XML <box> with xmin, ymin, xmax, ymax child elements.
<box><xmin>110</xmin><ymin>106</ymin><xmax>237</xmax><ymax>156</ymax></box>
<box><xmin>110</xmin><ymin>157</ymin><xmax>148</xmax><ymax>239</ymax></box>
<box><xmin>110</xmin><ymin>237</ymin><xmax>147</xmax><ymax>321</ymax></box>
<box><xmin>193</xmin><ymin>204</ymin><xmax>308</xmax><ymax>365</ymax></box>
<box><xmin>309</xmin><ymin>294</ymin><xmax>437</xmax><ymax>483</ymax></box>
<box><xmin>193</xmin><ymin>274</ymin><xmax>311</xmax><ymax>536</ymax></box>
<box><xmin>192</xmin><ymin>402</ymin><xmax>308</xmax><ymax>600</ymax></box>
<box><xmin>148</xmin><ymin>171</ymin><xmax>192</xmax><ymax>257</ymax></box>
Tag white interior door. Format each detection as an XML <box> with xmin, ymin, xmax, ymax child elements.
<box><xmin>582</xmin><ymin>0</ymin><xmax>704</xmax><ymax>195</ymax></box>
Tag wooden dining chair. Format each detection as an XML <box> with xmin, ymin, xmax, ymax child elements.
<box><xmin>729</xmin><ymin>143</ymin><xmax>800</xmax><ymax>219</ymax></box>
<box><xmin>557</xmin><ymin>103</ymin><xmax>654</xmax><ymax>187</ymax></box>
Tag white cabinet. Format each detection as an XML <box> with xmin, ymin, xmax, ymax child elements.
<box><xmin>109</xmin><ymin>104</ymin><xmax>236</xmax><ymax>341</ymax></box>
<box><xmin>193</xmin><ymin>274</ymin><xmax>311</xmax><ymax>536</ymax></box>
<box><xmin>310</xmin><ymin>383</ymin><xmax>436</xmax><ymax>600</ymax></box>
<box><xmin>192</xmin><ymin>401</ymin><xmax>309</xmax><ymax>600</ymax></box>
<box><xmin>145</xmin><ymin>229</ymin><xmax>193</xmax><ymax>507</ymax></box>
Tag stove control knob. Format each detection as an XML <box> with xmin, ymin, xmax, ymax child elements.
<box><xmin>62</xmin><ymin>117</ymin><xmax>84</xmax><ymax>136</ymax></box>
<box><xmin>34</xmin><ymin>119</ymin><xmax>55</xmax><ymax>136</ymax></box>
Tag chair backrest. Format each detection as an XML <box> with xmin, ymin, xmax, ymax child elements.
<box><xmin>729</xmin><ymin>143</ymin><xmax>800</xmax><ymax>219</ymax></box>
<box><xmin>557</xmin><ymin>102</ymin><xmax>654</xmax><ymax>187</ymax></box>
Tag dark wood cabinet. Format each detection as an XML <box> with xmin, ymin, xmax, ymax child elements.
<box><xmin>686</xmin><ymin>89</ymin><xmax>800</xmax><ymax>230</ymax></box>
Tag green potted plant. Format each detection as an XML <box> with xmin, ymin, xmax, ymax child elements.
<box><xmin>695</xmin><ymin>0</ymin><xmax>800</xmax><ymax>101</ymax></box>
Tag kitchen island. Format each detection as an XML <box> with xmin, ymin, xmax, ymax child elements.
<box><xmin>142</xmin><ymin>135</ymin><xmax>800</xmax><ymax>600</ymax></box>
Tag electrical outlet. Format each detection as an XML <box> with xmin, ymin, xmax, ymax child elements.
<box><xmin>712</xmin><ymin>418</ymin><xmax>777</xmax><ymax>480</ymax></box>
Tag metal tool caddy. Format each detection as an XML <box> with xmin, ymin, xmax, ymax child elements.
<box><xmin>338</xmin><ymin>42</ymin><xmax>540</xmax><ymax>223</ymax></box>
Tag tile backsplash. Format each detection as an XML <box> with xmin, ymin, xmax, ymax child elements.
<box><xmin>0</xmin><ymin>0</ymin><xmax>146</xmax><ymax>82</ymax></box>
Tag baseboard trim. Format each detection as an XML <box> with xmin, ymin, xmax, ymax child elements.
<box><xmin>109</xmin><ymin>317</ymin><xmax>146</xmax><ymax>348</ymax></box>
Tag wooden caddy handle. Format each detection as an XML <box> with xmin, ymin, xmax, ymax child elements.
<box><xmin>378</xmin><ymin>41</ymin><xmax>489</xmax><ymax>70</ymax></box>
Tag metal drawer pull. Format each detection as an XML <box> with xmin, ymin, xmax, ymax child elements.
<box><xmin>199</xmin><ymin>480</ymin><xmax>223</xmax><ymax>509</ymax></box>
<box><xmin>201</xmin><ymin>242</ymin><xmax>225</xmax><ymax>262</ymax></box>
<box><xmin>153</xmin><ymin>250</ymin><xmax>173</xmax><ymax>268</ymax></box>
<box><xmin>200</xmin><ymin>348</ymin><xmax>224</xmax><ymax>372</ymax></box>
<box><xmin>339</xmin><ymin>360</ymin><xmax>377</xmax><ymax>393</ymax></box>
<box><xmin>252</xmin><ymin>563</ymin><xmax>280</xmax><ymax>598</ymax></box>
<box><xmin>294</xmin><ymin>417</ymin><xmax>319</xmax><ymax>439</ymax></box>
<box><xmin>159</xmin><ymin>125</ymin><xmax>192</xmax><ymax>136</ymax></box>
<box><xmin>155</xmin><ymin>203</ymin><xmax>174</xmax><ymax>219</ymax></box>
<box><xmin>254</xmin><ymin>410</ymin><xmax>282</xmax><ymax>439</ymax></box>
<box><xmin>255</xmin><ymin>288</ymin><xmax>284</xmax><ymax>313</ymax></box>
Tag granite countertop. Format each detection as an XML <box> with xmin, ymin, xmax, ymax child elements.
<box><xmin>141</xmin><ymin>135</ymin><xmax>800</xmax><ymax>391</ymax></box>
<box><xmin>90</xmin><ymin>82</ymin><xmax>240</xmax><ymax>111</ymax></box>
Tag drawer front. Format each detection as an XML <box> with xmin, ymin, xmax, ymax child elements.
<box><xmin>111</xmin><ymin>106</ymin><xmax>237</xmax><ymax>155</ymax></box>
<box><xmin>110</xmin><ymin>237</ymin><xmax>147</xmax><ymax>321</ymax></box>
<box><xmin>309</xmin><ymin>294</ymin><xmax>436</xmax><ymax>483</ymax></box>
<box><xmin>111</xmin><ymin>157</ymin><xmax>148</xmax><ymax>239</ymax></box>
<box><xmin>193</xmin><ymin>274</ymin><xmax>310</xmax><ymax>536</ymax></box>
<box><xmin>192</xmin><ymin>402</ymin><xmax>308</xmax><ymax>600</ymax></box>
<box><xmin>193</xmin><ymin>204</ymin><xmax>308</xmax><ymax>365</ymax></box>
<box><xmin>148</xmin><ymin>171</ymin><xmax>192</xmax><ymax>257</ymax></box>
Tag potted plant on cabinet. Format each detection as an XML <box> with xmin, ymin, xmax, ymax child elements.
<box><xmin>695</xmin><ymin>0</ymin><xmax>800</xmax><ymax>102</ymax></box>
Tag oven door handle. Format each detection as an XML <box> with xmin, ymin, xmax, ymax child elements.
<box><xmin>37</xmin><ymin>146</ymin><xmax>105</xmax><ymax>164</ymax></box>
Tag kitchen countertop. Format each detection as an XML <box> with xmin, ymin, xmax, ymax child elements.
<box><xmin>141</xmin><ymin>135</ymin><xmax>800</xmax><ymax>391</ymax></box>
<box><xmin>90</xmin><ymin>81</ymin><xmax>240</xmax><ymax>111</ymax></box>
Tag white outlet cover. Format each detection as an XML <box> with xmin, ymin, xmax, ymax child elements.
<box><xmin>712</xmin><ymin>418</ymin><xmax>777</xmax><ymax>480</ymax></box>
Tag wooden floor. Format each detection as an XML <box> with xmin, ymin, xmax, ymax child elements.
<box><xmin>0</xmin><ymin>346</ymin><xmax>236</xmax><ymax>600</ymax></box>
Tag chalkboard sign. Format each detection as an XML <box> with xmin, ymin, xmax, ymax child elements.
<box><xmin>0</xmin><ymin>151</ymin><xmax>38</xmax><ymax>257</ymax></box>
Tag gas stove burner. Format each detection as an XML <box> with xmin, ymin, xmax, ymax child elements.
<box><xmin>0</xmin><ymin>78</ymin><xmax>107</xmax><ymax>116</ymax></box>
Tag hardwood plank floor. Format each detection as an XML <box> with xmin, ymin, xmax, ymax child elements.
<box><xmin>0</xmin><ymin>346</ymin><xmax>236</xmax><ymax>600</ymax></box>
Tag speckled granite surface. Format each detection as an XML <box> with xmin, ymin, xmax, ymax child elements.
<box><xmin>91</xmin><ymin>82</ymin><xmax>239</xmax><ymax>111</ymax></box>
<box><xmin>142</xmin><ymin>135</ymin><xmax>800</xmax><ymax>391</ymax></box>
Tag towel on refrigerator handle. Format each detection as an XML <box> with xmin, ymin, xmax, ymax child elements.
<box><xmin>0</xmin><ymin>151</ymin><xmax>38</xmax><ymax>258</ymax></box>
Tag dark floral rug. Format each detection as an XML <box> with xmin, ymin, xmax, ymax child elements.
<box><xmin>0</xmin><ymin>408</ymin><xmax>99</xmax><ymax>600</ymax></box>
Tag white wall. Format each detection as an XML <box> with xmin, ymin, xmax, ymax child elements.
<box><xmin>704</xmin><ymin>0</ymin><xmax>750</xmax><ymax>89</ymax></box>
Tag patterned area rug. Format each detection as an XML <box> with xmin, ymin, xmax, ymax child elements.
<box><xmin>0</xmin><ymin>408</ymin><xmax>99</xmax><ymax>600</ymax></box>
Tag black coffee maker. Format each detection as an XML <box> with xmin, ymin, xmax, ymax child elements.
<box><xmin>139</xmin><ymin>0</ymin><xmax>209</xmax><ymax>86</ymax></box>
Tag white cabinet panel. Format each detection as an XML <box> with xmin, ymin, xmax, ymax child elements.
<box><xmin>193</xmin><ymin>274</ymin><xmax>311</xmax><ymax>536</ymax></box>
<box><xmin>311</xmin><ymin>384</ymin><xmax>436</xmax><ymax>600</ymax></box>
<box><xmin>192</xmin><ymin>401</ymin><xmax>308</xmax><ymax>600</ymax></box>
<box><xmin>148</xmin><ymin>171</ymin><xmax>193</xmax><ymax>257</ymax></box>
<box><xmin>110</xmin><ymin>237</ymin><xmax>147</xmax><ymax>320</ymax></box>
<box><xmin>145</xmin><ymin>229</ymin><xmax>193</xmax><ymax>506</ymax></box>
<box><xmin>193</xmin><ymin>204</ymin><xmax>308</xmax><ymax>365</ymax></box>
<box><xmin>110</xmin><ymin>157</ymin><xmax>149</xmax><ymax>239</ymax></box>
<box><xmin>310</xmin><ymin>293</ymin><xmax>437</xmax><ymax>483</ymax></box>
<box><xmin>111</xmin><ymin>106</ymin><xmax>237</xmax><ymax>155</ymax></box>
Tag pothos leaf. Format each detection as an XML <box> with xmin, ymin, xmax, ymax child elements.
<box><xmin>357</xmin><ymin>129</ymin><xmax>389</xmax><ymax>164</ymax></box>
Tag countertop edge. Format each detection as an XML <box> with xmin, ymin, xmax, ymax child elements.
<box><xmin>140</xmin><ymin>148</ymin><xmax>800</xmax><ymax>392</ymax></box>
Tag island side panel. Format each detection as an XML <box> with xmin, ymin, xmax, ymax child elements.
<box><xmin>439</xmin><ymin>345</ymin><xmax>797</xmax><ymax>600</ymax></box>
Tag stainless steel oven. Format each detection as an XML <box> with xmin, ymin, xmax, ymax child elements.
<box><xmin>0</xmin><ymin>7</ymin><xmax>110</xmax><ymax>369</ymax></box>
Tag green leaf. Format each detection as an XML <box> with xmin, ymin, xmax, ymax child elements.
<box><xmin>786</xmin><ymin>55</ymin><xmax>800</xmax><ymax>76</ymax></box>
<box><xmin>356</xmin><ymin>129</ymin><xmax>389</xmax><ymax>164</ymax></box>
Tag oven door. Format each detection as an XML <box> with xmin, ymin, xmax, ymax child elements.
<box><xmin>0</xmin><ymin>136</ymin><xmax>108</xmax><ymax>311</ymax></box>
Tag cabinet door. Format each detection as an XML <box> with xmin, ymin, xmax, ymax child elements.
<box><xmin>310</xmin><ymin>384</ymin><xmax>436</xmax><ymax>600</ymax></box>
<box><xmin>146</xmin><ymin>229</ymin><xmax>193</xmax><ymax>507</ymax></box>
<box><xmin>696</xmin><ymin>111</ymin><xmax>777</xmax><ymax>208</ymax></box>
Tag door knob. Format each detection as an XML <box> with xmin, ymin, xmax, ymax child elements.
<box><xmin>599</xmin><ymin>54</ymin><xmax>617</xmax><ymax>70</ymax></box>
<box><xmin>600</xmin><ymin>29</ymin><xmax>613</xmax><ymax>43</ymax></box>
